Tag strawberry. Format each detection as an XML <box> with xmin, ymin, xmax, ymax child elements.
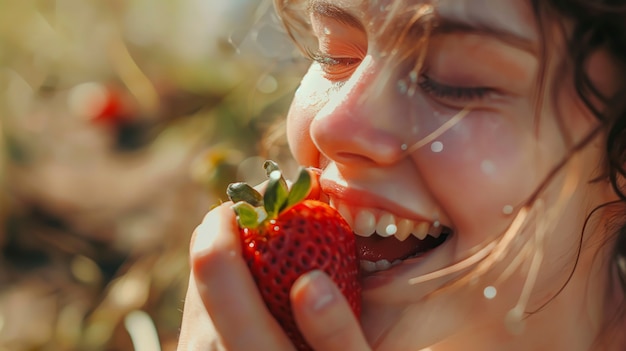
<box><xmin>227</xmin><ymin>161</ymin><xmax>361</xmax><ymax>351</ymax></box>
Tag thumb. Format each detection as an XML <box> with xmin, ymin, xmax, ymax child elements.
<box><xmin>291</xmin><ymin>270</ymin><xmax>371</xmax><ymax>351</ymax></box>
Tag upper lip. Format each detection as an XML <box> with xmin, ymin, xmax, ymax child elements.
<box><xmin>320</xmin><ymin>178</ymin><xmax>438</xmax><ymax>224</ymax></box>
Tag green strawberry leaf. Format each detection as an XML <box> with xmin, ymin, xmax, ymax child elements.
<box><xmin>286</xmin><ymin>167</ymin><xmax>311</xmax><ymax>209</ymax></box>
<box><xmin>226</xmin><ymin>182</ymin><xmax>263</xmax><ymax>207</ymax></box>
<box><xmin>264</xmin><ymin>170</ymin><xmax>289</xmax><ymax>219</ymax></box>
<box><xmin>264</xmin><ymin>160</ymin><xmax>289</xmax><ymax>196</ymax></box>
<box><xmin>263</xmin><ymin>160</ymin><xmax>281</xmax><ymax>177</ymax></box>
<box><xmin>231</xmin><ymin>201</ymin><xmax>260</xmax><ymax>228</ymax></box>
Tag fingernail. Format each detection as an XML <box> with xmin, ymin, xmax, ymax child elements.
<box><xmin>303</xmin><ymin>270</ymin><xmax>337</xmax><ymax>312</ymax></box>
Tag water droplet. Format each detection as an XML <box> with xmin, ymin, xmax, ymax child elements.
<box><xmin>409</xmin><ymin>70</ymin><xmax>418</xmax><ymax>83</ymax></box>
<box><xmin>433</xmin><ymin>220</ymin><xmax>440</xmax><ymax>228</ymax></box>
<box><xmin>385</xmin><ymin>224</ymin><xmax>397</xmax><ymax>235</ymax></box>
<box><xmin>502</xmin><ymin>205</ymin><xmax>514</xmax><ymax>215</ymax></box>
<box><xmin>400</xmin><ymin>143</ymin><xmax>408</xmax><ymax>151</ymax></box>
<box><xmin>483</xmin><ymin>286</ymin><xmax>497</xmax><ymax>299</ymax></box>
<box><xmin>480</xmin><ymin>160</ymin><xmax>496</xmax><ymax>175</ymax></box>
<box><xmin>397</xmin><ymin>80</ymin><xmax>408</xmax><ymax>94</ymax></box>
<box><xmin>324</xmin><ymin>27</ymin><xmax>332</xmax><ymax>35</ymax></box>
<box><xmin>431</xmin><ymin>141</ymin><xmax>444</xmax><ymax>153</ymax></box>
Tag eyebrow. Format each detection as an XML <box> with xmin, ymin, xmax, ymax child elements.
<box><xmin>308</xmin><ymin>0</ymin><xmax>538</xmax><ymax>55</ymax></box>
<box><xmin>308</xmin><ymin>0</ymin><xmax>365</xmax><ymax>31</ymax></box>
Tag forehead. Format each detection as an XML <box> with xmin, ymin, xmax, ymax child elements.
<box><xmin>436</xmin><ymin>0</ymin><xmax>537</xmax><ymax>40</ymax></box>
<box><xmin>313</xmin><ymin>0</ymin><xmax>538</xmax><ymax>41</ymax></box>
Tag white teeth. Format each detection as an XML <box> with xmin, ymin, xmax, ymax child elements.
<box><xmin>360</xmin><ymin>259</ymin><xmax>402</xmax><ymax>273</ymax></box>
<box><xmin>337</xmin><ymin>203</ymin><xmax>354</xmax><ymax>228</ymax></box>
<box><xmin>354</xmin><ymin>210</ymin><xmax>376</xmax><ymax>237</ymax></box>
<box><xmin>413</xmin><ymin>222</ymin><xmax>429</xmax><ymax>240</ymax></box>
<box><xmin>329</xmin><ymin>200</ymin><xmax>446</xmax><ymax>242</ymax></box>
<box><xmin>359</xmin><ymin>260</ymin><xmax>402</xmax><ymax>273</ymax></box>
<box><xmin>376</xmin><ymin>213</ymin><xmax>396</xmax><ymax>237</ymax></box>
<box><xmin>395</xmin><ymin>218</ymin><xmax>414</xmax><ymax>241</ymax></box>
<box><xmin>375</xmin><ymin>259</ymin><xmax>392</xmax><ymax>270</ymax></box>
<box><xmin>429</xmin><ymin>222</ymin><xmax>443</xmax><ymax>238</ymax></box>
<box><xmin>360</xmin><ymin>260</ymin><xmax>377</xmax><ymax>272</ymax></box>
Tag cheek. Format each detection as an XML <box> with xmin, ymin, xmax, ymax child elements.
<box><xmin>286</xmin><ymin>100</ymin><xmax>316</xmax><ymax>167</ymax></box>
<box><xmin>414</xmin><ymin>111</ymin><xmax>541</xmax><ymax>248</ymax></box>
<box><xmin>286</xmin><ymin>66</ymin><xmax>334</xmax><ymax>167</ymax></box>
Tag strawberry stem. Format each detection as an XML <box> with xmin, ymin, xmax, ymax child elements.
<box><xmin>226</xmin><ymin>160</ymin><xmax>314</xmax><ymax>228</ymax></box>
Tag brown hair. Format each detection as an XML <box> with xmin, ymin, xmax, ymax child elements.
<box><xmin>537</xmin><ymin>0</ymin><xmax>626</xmax><ymax>346</ymax></box>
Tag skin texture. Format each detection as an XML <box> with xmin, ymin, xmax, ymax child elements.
<box><xmin>177</xmin><ymin>0</ymin><xmax>625</xmax><ymax>350</ymax></box>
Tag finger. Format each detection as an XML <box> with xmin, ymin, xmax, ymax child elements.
<box><xmin>304</xmin><ymin>167</ymin><xmax>324</xmax><ymax>201</ymax></box>
<box><xmin>191</xmin><ymin>203</ymin><xmax>295</xmax><ymax>351</ymax></box>
<box><xmin>177</xmin><ymin>273</ymin><xmax>222</xmax><ymax>351</ymax></box>
<box><xmin>291</xmin><ymin>270</ymin><xmax>371</xmax><ymax>351</ymax></box>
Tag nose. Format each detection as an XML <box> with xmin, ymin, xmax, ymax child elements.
<box><xmin>310</xmin><ymin>56</ymin><xmax>410</xmax><ymax>167</ymax></box>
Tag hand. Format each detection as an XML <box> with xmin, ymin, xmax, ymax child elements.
<box><xmin>176</xmin><ymin>202</ymin><xmax>371</xmax><ymax>351</ymax></box>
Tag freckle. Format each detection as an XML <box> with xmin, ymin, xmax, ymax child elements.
<box><xmin>431</xmin><ymin>141</ymin><xmax>444</xmax><ymax>153</ymax></box>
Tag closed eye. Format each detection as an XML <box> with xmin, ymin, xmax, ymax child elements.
<box><xmin>418</xmin><ymin>74</ymin><xmax>494</xmax><ymax>102</ymax></box>
<box><xmin>305</xmin><ymin>49</ymin><xmax>362</xmax><ymax>81</ymax></box>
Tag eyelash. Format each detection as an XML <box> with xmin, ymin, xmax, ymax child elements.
<box><xmin>304</xmin><ymin>49</ymin><xmax>361</xmax><ymax>79</ymax></box>
<box><xmin>304</xmin><ymin>50</ymin><xmax>494</xmax><ymax>102</ymax></box>
<box><xmin>417</xmin><ymin>74</ymin><xmax>493</xmax><ymax>101</ymax></box>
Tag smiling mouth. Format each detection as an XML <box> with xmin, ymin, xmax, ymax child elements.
<box><xmin>330</xmin><ymin>201</ymin><xmax>453</xmax><ymax>274</ymax></box>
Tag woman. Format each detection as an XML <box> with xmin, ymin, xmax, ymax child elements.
<box><xmin>177</xmin><ymin>0</ymin><xmax>626</xmax><ymax>349</ymax></box>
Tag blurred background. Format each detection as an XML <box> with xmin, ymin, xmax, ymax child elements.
<box><xmin>0</xmin><ymin>1</ymin><xmax>308</xmax><ymax>350</ymax></box>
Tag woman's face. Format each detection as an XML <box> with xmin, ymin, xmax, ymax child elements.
<box><xmin>285</xmin><ymin>0</ymin><xmax>614</xmax><ymax>349</ymax></box>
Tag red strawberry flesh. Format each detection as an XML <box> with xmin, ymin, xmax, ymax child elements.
<box><xmin>241</xmin><ymin>200</ymin><xmax>360</xmax><ymax>351</ymax></box>
<box><xmin>229</xmin><ymin>162</ymin><xmax>361</xmax><ymax>351</ymax></box>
